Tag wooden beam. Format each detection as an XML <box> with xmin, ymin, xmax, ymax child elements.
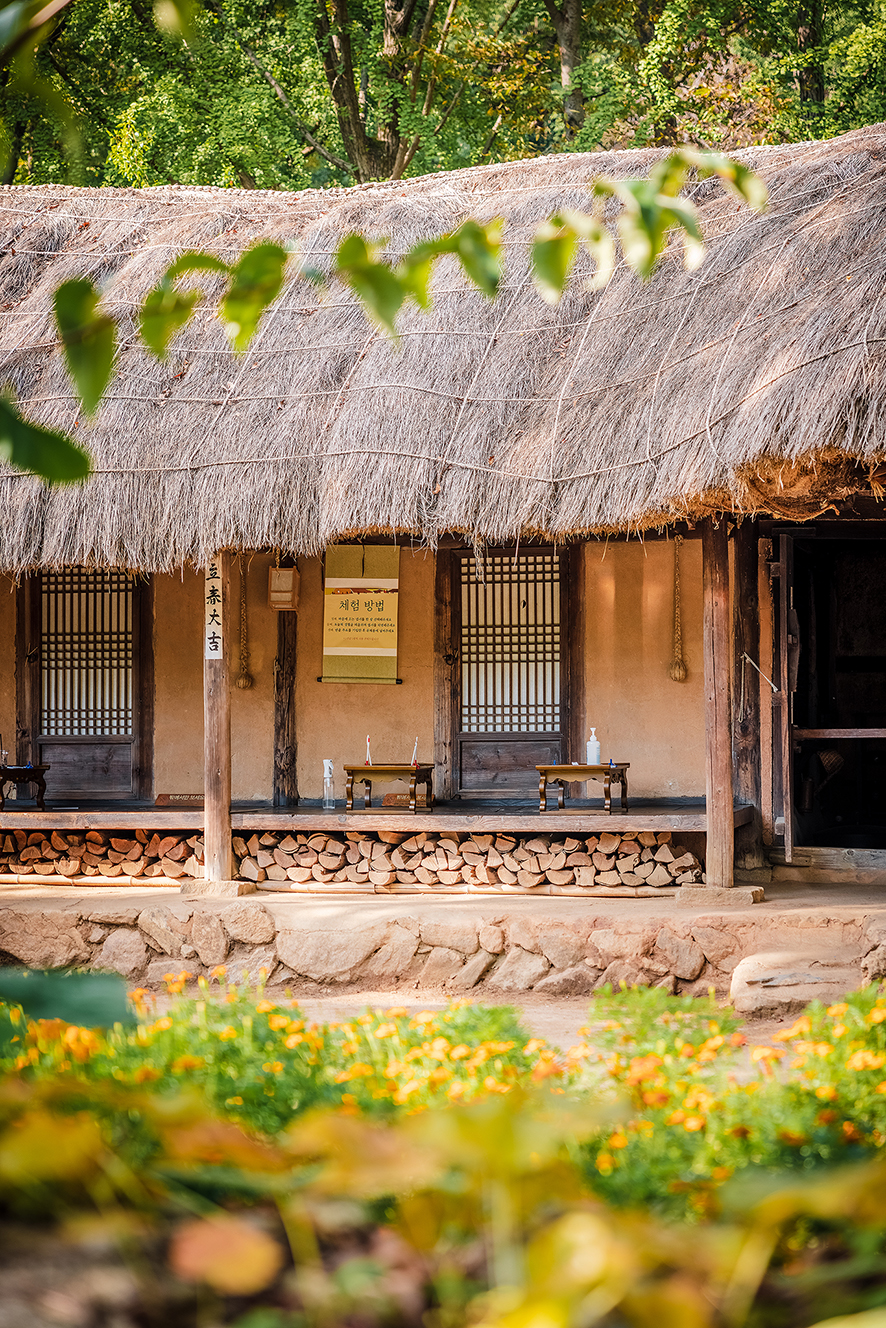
<box><xmin>135</xmin><ymin>576</ymin><xmax>155</xmax><ymax>801</ymax></box>
<box><xmin>433</xmin><ymin>549</ymin><xmax>455</xmax><ymax>801</ymax></box>
<box><xmin>703</xmin><ymin>519</ymin><xmax>734</xmax><ymax>887</ymax></box>
<box><xmin>732</xmin><ymin>522</ymin><xmax>764</xmax><ymax>868</ymax></box>
<box><xmin>203</xmin><ymin>552</ymin><xmax>232</xmax><ymax>882</ymax></box>
<box><xmin>273</xmin><ymin>599</ymin><xmax>299</xmax><ymax>806</ymax></box>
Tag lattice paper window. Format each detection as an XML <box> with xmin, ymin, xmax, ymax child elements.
<box><xmin>459</xmin><ymin>550</ymin><xmax>561</xmax><ymax>734</ymax></box>
<box><xmin>40</xmin><ymin>568</ymin><xmax>134</xmax><ymax>738</ymax></box>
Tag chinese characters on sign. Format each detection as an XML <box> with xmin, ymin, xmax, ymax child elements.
<box><xmin>205</xmin><ymin>559</ymin><xmax>224</xmax><ymax>660</ymax></box>
<box><xmin>322</xmin><ymin>544</ymin><xmax>400</xmax><ymax>683</ymax></box>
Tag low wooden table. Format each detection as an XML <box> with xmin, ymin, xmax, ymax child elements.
<box><xmin>536</xmin><ymin>763</ymin><xmax>630</xmax><ymax>813</ymax></box>
<box><xmin>344</xmin><ymin>763</ymin><xmax>435</xmax><ymax>812</ymax></box>
<box><xmin>0</xmin><ymin>764</ymin><xmax>50</xmax><ymax>811</ymax></box>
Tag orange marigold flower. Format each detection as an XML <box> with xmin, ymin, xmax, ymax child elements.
<box><xmin>816</xmin><ymin>1084</ymin><xmax>838</xmax><ymax>1100</ymax></box>
<box><xmin>285</xmin><ymin>1033</ymin><xmax>304</xmax><ymax>1049</ymax></box>
<box><xmin>773</xmin><ymin>1016</ymin><xmax>812</xmax><ymax>1043</ymax></box>
<box><xmin>225</xmin><ymin>1096</ymin><xmax>243</xmax><ymax>1106</ymax></box>
<box><xmin>268</xmin><ymin>1014</ymin><xmax>290</xmax><ymax>1031</ymax></box>
<box><xmin>832</xmin><ymin>1024</ymin><xmax>848</xmax><ymax>1039</ymax></box>
<box><xmin>531</xmin><ymin>1057</ymin><xmax>564</xmax><ymax>1082</ymax></box>
<box><xmin>335</xmin><ymin>1062</ymin><xmax>374</xmax><ymax>1083</ymax></box>
<box><xmin>385</xmin><ymin>1007</ymin><xmax>408</xmax><ymax>1018</ymax></box>
<box><xmin>868</xmin><ymin>1007</ymin><xmax>886</xmax><ymax>1025</ymax></box>
<box><xmin>409</xmin><ymin>1011</ymin><xmax>437</xmax><ymax>1028</ymax></box>
<box><xmin>482</xmin><ymin>1041</ymin><xmax>516</xmax><ymax>1055</ymax></box>
<box><xmin>827</xmin><ymin>1003</ymin><xmax>849</xmax><ymax>1017</ymax></box>
<box><xmin>428</xmin><ymin>1067</ymin><xmax>450</xmax><ymax>1085</ymax></box>
<box><xmin>170</xmin><ymin>1055</ymin><xmax>204</xmax><ymax>1072</ymax></box>
<box><xmin>219</xmin><ymin>1026</ymin><xmax>238</xmax><ymax>1041</ymax></box>
<box><xmin>210</xmin><ymin>965</ymin><xmax>227</xmax><ymax>980</ymax></box>
<box><xmin>777</xmin><ymin>1129</ymin><xmax>807</xmax><ymax>1146</ymax></box>
<box><xmin>262</xmin><ymin>1061</ymin><xmax>284</xmax><ymax>1074</ymax></box>
<box><xmin>846</xmin><ymin>1050</ymin><xmax>886</xmax><ymax>1071</ymax></box>
<box><xmin>449</xmin><ymin>1044</ymin><xmax>472</xmax><ymax>1060</ymax></box>
<box><xmin>373</xmin><ymin>1023</ymin><xmax>398</xmax><ymax>1039</ymax></box>
<box><xmin>817</xmin><ymin>1109</ymin><xmax>838</xmax><ymax>1124</ymax></box>
<box><xmin>642</xmin><ymin>1089</ymin><xmax>670</xmax><ymax>1108</ymax></box>
<box><xmin>523</xmin><ymin>1039</ymin><xmax>546</xmax><ymax>1055</ymax></box>
<box><xmin>133</xmin><ymin>1066</ymin><xmax>160</xmax><ymax>1083</ymax></box>
<box><xmin>876</xmin><ymin>1082</ymin><xmax>886</xmax><ymax>1095</ymax></box>
<box><xmin>683</xmin><ymin>1116</ymin><xmax>706</xmax><ymax>1133</ymax></box>
<box><xmin>256</xmin><ymin>1000</ymin><xmax>276</xmax><ymax>1014</ymax></box>
<box><xmin>625</xmin><ymin>1054</ymin><xmax>664</xmax><ymax>1085</ymax></box>
<box><xmin>608</xmin><ymin>1132</ymin><xmax>628</xmax><ymax>1150</ymax></box>
<box><xmin>392</xmin><ymin>1079</ymin><xmax>422</xmax><ymax>1103</ymax></box>
<box><xmin>482</xmin><ymin>1076</ymin><xmax>511</xmax><ymax>1095</ymax></box>
<box><xmin>711</xmin><ymin>1166</ymin><xmax>733</xmax><ymax>1181</ymax></box>
<box><xmin>842</xmin><ymin>1120</ymin><xmax>863</xmax><ymax>1142</ymax></box>
<box><xmin>666</xmin><ymin>1110</ymin><xmax>686</xmax><ymax>1125</ymax></box>
<box><xmin>730</xmin><ymin>1032</ymin><xmax>747</xmax><ymax>1047</ymax></box>
<box><xmin>595</xmin><ymin>1153</ymin><xmax>615</xmax><ymax>1175</ymax></box>
<box><xmin>356</xmin><ymin>1014</ymin><xmax>374</xmax><ymax>1026</ymax></box>
<box><xmin>152</xmin><ymin>1017</ymin><xmax>173</xmax><ymax>1032</ymax></box>
<box><xmin>728</xmin><ymin>1124</ymin><xmax>751</xmax><ymax>1139</ymax></box>
<box><xmin>446</xmin><ymin>1081</ymin><xmax>467</xmax><ymax>1099</ymax></box>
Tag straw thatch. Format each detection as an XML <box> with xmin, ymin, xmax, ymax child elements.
<box><xmin>1</xmin><ymin>123</ymin><xmax>885</xmax><ymax>571</ymax></box>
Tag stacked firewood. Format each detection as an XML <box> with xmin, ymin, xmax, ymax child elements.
<box><xmin>0</xmin><ymin>830</ymin><xmax>204</xmax><ymax>880</ymax></box>
<box><xmin>235</xmin><ymin>829</ymin><xmax>704</xmax><ymax>892</ymax></box>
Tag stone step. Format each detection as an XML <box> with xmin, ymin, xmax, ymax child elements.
<box><xmin>730</xmin><ymin>947</ymin><xmax>863</xmax><ymax>1018</ymax></box>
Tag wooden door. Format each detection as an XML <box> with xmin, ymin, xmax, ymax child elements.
<box><xmin>772</xmin><ymin>534</ymin><xmax>798</xmax><ymax>861</ymax></box>
<box><xmin>452</xmin><ymin>548</ymin><xmax>565</xmax><ymax>796</ymax></box>
<box><xmin>17</xmin><ymin>568</ymin><xmax>152</xmax><ymax>800</ymax></box>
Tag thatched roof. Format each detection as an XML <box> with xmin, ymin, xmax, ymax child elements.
<box><xmin>1</xmin><ymin>123</ymin><xmax>886</xmax><ymax>571</ymax></box>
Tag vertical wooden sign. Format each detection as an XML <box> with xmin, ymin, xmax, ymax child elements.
<box><xmin>203</xmin><ymin>553</ymin><xmax>232</xmax><ymax>882</ymax></box>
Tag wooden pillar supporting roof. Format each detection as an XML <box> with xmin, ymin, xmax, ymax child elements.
<box><xmin>702</xmin><ymin>519</ymin><xmax>735</xmax><ymax>889</ymax></box>
<box><xmin>203</xmin><ymin>551</ymin><xmax>233</xmax><ymax>884</ymax></box>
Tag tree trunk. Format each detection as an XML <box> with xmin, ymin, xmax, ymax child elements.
<box><xmin>797</xmin><ymin>0</ymin><xmax>825</xmax><ymax>104</ymax></box>
<box><xmin>543</xmin><ymin>0</ymin><xmax>584</xmax><ymax>133</ymax></box>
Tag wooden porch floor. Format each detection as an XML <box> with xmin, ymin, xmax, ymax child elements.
<box><xmin>0</xmin><ymin>797</ymin><xmax>753</xmax><ymax>834</ymax></box>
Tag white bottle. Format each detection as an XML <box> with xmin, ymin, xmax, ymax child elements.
<box><xmin>322</xmin><ymin>759</ymin><xmax>335</xmax><ymax>809</ymax></box>
<box><xmin>586</xmin><ymin>728</ymin><xmax>600</xmax><ymax>765</ymax></box>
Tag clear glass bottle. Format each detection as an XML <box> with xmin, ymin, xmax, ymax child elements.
<box><xmin>322</xmin><ymin>760</ymin><xmax>335</xmax><ymax>809</ymax></box>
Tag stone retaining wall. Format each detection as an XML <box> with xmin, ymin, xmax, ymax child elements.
<box><xmin>0</xmin><ymin>828</ymin><xmax>705</xmax><ymax>895</ymax></box>
<box><xmin>1</xmin><ymin>895</ymin><xmax>875</xmax><ymax>1001</ymax></box>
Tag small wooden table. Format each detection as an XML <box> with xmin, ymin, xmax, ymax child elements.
<box><xmin>0</xmin><ymin>764</ymin><xmax>50</xmax><ymax>811</ymax></box>
<box><xmin>537</xmin><ymin>763</ymin><xmax>630</xmax><ymax>813</ymax></box>
<box><xmin>344</xmin><ymin>763</ymin><xmax>435</xmax><ymax>812</ymax></box>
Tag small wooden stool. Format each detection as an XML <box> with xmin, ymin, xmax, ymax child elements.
<box><xmin>0</xmin><ymin>764</ymin><xmax>50</xmax><ymax>811</ymax></box>
<box><xmin>536</xmin><ymin>763</ymin><xmax>630</xmax><ymax>813</ymax></box>
<box><xmin>344</xmin><ymin>763</ymin><xmax>435</xmax><ymax>812</ymax></box>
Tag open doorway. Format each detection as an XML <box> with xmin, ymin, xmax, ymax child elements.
<box><xmin>789</xmin><ymin>536</ymin><xmax>886</xmax><ymax>848</ymax></box>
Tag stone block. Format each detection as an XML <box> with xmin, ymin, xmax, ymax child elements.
<box><xmin>507</xmin><ymin>917</ymin><xmax>542</xmax><ymax>954</ymax></box>
<box><xmin>420</xmin><ymin>919</ymin><xmax>479</xmax><ymax>955</ymax></box>
<box><xmin>138</xmin><ymin>907</ymin><xmax>182</xmax><ymax>957</ymax></box>
<box><xmin>488</xmin><ymin>946</ymin><xmax>550</xmax><ymax>991</ymax></box>
<box><xmin>277</xmin><ymin>924</ymin><xmax>391</xmax><ymax>981</ymax></box>
<box><xmin>145</xmin><ymin>956</ymin><xmax>196</xmax><ymax>987</ymax></box>
<box><xmin>0</xmin><ymin>908</ymin><xmax>90</xmax><ymax>968</ymax></box>
<box><xmin>690</xmin><ymin>926</ymin><xmax>740</xmax><ymax>972</ymax></box>
<box><xmin>451</xmin><ymin>948</ymin><xmax>497</xmax><ymax>991</ymax></box>
<box><xmin>731</xmin><ymin>950</ymin><xmax>861</xmax><ymax>1018</ymax></box>
<box><xmin>96</xmin><ymin>928</ymin><xmax>147</xmax><ymax>978</ymax></box>
<box><xmin>360</xmin><ymin>925</ymin><xmax>419</xmax><ymax>981</ymax></box>
<box><xmin>181</xmin><ymin>879</ymin><xmax>257</xmax><ymax>898</ymax></box>
<box><xmin>478</xmin><ymin>923</ymin><xmax>505</xmax><ymax>954</ymax></box>
<box><xmin>675</xmin><ymin>887</ymin><xmax>764</xmax><ymax>906</ymax></box>
<box><xmin>191</xmin><ymin>911</ymin><xmax>230</xmax><ymax>967</ymax></box>
<box><xmin>86</xmin><ymin>906</ymin><xmax>143</xmax><ymax>927</ymax></box>
<box><xmin>596</xmin><ymin>958</ymin><xmax>651</xmax><ymax>990</ymax></box>
<box><xmin>419</xmin><ymin>946</ymin><xmax>465</xmax><ymax>986</ymax></box>
<box><xmin>654</xmin><ymin>927</ymin><xmax>705</xmax><ymax>980</ymax></box>
<box><xmin>226</xmin><ymin>944</ymin><xmax>279</xmax><ymax>988</ymax></box>
<box><xmin>539</xmin><ymin>922</ymin><xmax>589</xmax><ymax>970</ymax></box>
<box><xmin>862</xmin><ymin>944</ymin><xmax>886</xmax><ymax>983</ymax></box>
<box><xmin>534</xmin><ymin>964</ymin><xmax>597</xmax><ymax>996</ymax></box>
<box><xmin>220</xmin><ymin>900</ymin><xmax>276</xmax><ymax>944</ymax></box>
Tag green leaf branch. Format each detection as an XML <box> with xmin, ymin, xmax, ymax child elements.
<box><xmin>1</xmin><ymin>152</ymin><xmax>765</xmax><ymax>484</ymax></box>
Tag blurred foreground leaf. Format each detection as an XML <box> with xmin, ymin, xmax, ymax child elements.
<box><xmin>169</xmin><ymin>1214</ymin><xmax>284</xmax><ymax>1293</ymax></box>
<box><xmin>53</xmin><ymin>278</ymin><xmax>116</xmax><ymax>414</ymax></box>
<box><xmin>0</xmin><ymin>968</ymin><xmax>133</xmax><ymax>1028</ymax></box>
<box><xmin>0</xmin><ymin>396</ymin><xmax>89</xmax><ymax>482</ymax></box>
<box><xmin>223</xmin><ymin>242</ymin><xmax>288</xmax><ymax>353</ymax></box>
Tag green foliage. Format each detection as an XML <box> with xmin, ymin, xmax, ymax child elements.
<box><xmin>53</xmin><ymin>278</ymin><xmax>116</xmax><ymax>414</ymax></box>
<box><xmin>0</xmin><ymin>967</ymin><xmax>132</xmax><ymax>1053</ymax></box>
<box><xmin>223</xmin><ymin>242</ymin><xmax>288</xmax><ymax>351</ymax></box>
<box><xmin>0</xmin><ymin>393</ymin><xmax>89</xmax><ymax>481</ymax></box>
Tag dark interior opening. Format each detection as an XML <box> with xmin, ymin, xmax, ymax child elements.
<box><xmin>792</xmin><ymin>537</ymin><xmax>886</xmax><ymax>848</ymax></box>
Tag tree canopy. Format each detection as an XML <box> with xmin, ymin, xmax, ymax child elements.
<box><xmin>2</xmin><ymin>0</ymin><xmax>885</xmax><ymax>189</ymax></box>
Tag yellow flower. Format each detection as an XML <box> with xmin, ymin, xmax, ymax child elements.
<box><xmin>846</xmin><ymin>1050</ymin><xmax>886</xmax><ymax>1071</ymax></box>
<box><xmin>868</xmin><ymin>1008</ymin><xmax>886</xmax><ymax>1024</ymax></box>
<box><xmin>151</xmin><ymin>1017</ymin><xmax>173</xmax><ymax>1032</ymax></box>
<box><xmin>171</xmin><ymin>1055</ymin><xmax>205</xmax><ymax>1072</ymax></box>
<box><xmin>449</xmin><ymin>1044</ymin><xmax>472</xmax><ymax>1060</ymax></box>
<box><xmin>827</xmin><ymin>1003</ymin><xmax>849</xmax><ymax>1017</ymax></box>
<box><xmin>751</xmin><ymin>1045</ymin><xmax>785</xmax><ymax>1064</ymax></box>
<box><xmin>832</xmin><ymin>1023</ymin><xmax>848</xmax><ymax>1039</ymax></box>
<box><xmin>392</xmin><ymin>1079</ymin><xmax>422</xmax><ymax>1103</ymax></box>
<box><xmin>256</xmin><ymin>1000</ymin><xmax>277</xmax><ymax>1014</ymax></box>
<box><xmin>409</xmin><ymin>1011</ymin><xmax>437</xmax><ymax>1028</ymax></box>
<box><xmin>285</xmin><ymin>1033</ymin><xmax>304</xmax><ymax>1049</ymax></box>
<box><xmin>385</xmin><ymin>1060</ymin><xmax>406</xmax><ymax>1077</ymax></box>
<box><xmin>482</xmin><ymin>1076</ymin><xmax>511</xmax><ymax>1095</ymax></box>
<box><xmin>335</xmin><ymin>1062</ymin><xmax>375</xmax><ymax>1083</ymax></box>
<box><xmin>523</xmin><ymin>1039</ymin><xmax>546</xmax><ymax>1054</ymax></box>
<box><xmin>777</xmin><ymin>1129</ymin><xmax>807</xmax><ymax>1146</ymax></box>
<box><xmin>210</xmin><ymin>965</ymin><xmax>227</xmax><ymax>980</ymax></box>
<box><xmin>219</xmin><ymin>1026</ymin><xmax>238</xmax><ymax>1041</ymax></box>
<box><xmin>773</xmin><ymin>1016</ymin><xmax>812</xmax><ymax>1042</ymax></box>
<box><xmin>428</xmin><ymin>1066</ymin><xmax>450</xmax><ymax>1085</ymax></box>
<box><xmin>262</xmin><ymin>1061</ymin><xmax>284</xmax><ymax>1074</ymax></box>
<box><xmin>133</xmin><ymin>1066</ymin><xmax>160</xmax><ymax>1083</ymax></box>
<box><xmin>446</xmin><ymin>1081</ymin><xmax>467</xmax><ymax>1099</ymax></box>
<box><xmin>385</xmin><ymin>1007</ymin><xmax>408</xmax><ymax>1018</ymax></box>
<box><xmin>683</xmin><ymin>1116</ymin><xmax>706</xmax><ymax>1132</ymax></box>
<box><xmin>875</xmin><ymin>1082</ymin><xmax>886</xmax><ymax>1095</ymax></box>
<box><xmin>816</xmin><ymin>1084</ymin><xmax>838</xmax><ymax>1100</ymax></box>
<box><xmin>373</xmin><ymin>1023</ymin><xmax>398</xmax><ymax>1039</ymax></box>
<box><xmin>357</xmin><ymin>1014</ymin><xmax>374</xmax><ymax>1026</ymax></box>
<box><xmin>268</xmin><ymin>1014</ymin><xmax>290</xmax><ymax>1031</ymax></box>
<box><xmin>608</xmin><ymin>1132</ymin><xmax>628</xmax><ymax>1150</ymax></box>
<box><xmin>225</xmin><ymin>1095</ymin><xmax>243</xmax><ymax>1106</ymax></box>
<box><xmin>596</xmin><ymin>1153</ymin><xmax>615</xmax><ymax>1175</ymax></box>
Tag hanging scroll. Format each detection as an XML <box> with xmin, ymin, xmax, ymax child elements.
<box><xmin>204</xmin><ymin>558</ymin><xmax>224</xmax><ymax>660</ymax></box>
<box><xmin>322</xmin><ymin>544</ymin><xmax>400</xmax><ymax>683</ymax></box>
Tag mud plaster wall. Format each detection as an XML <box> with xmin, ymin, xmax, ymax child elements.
<box><xmin>582</xmin><ymin>540</ymin><xmax>706</xmax><ymax>798</ymax></box>
<box><xmin>295</xmin><ymin>549</ymin><xmax>436</xmax><ymax>801</ymax></box>
<box><xmin>153</xmin><ymin>557</ymin><xmax>276</xmax><ymax>799</ymax></box>
<box><xmin>0</xmin><ymin>578</ymin><xmax>14</xmax><ymax>760</ymax></box>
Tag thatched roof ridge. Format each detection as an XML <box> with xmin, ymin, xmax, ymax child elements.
<box><xmin>1</xmin><ymin>124</ymin><xmax>885</xmax><ymax>571</ymax></box>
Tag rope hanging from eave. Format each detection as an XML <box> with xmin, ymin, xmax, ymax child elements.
<box><xmin>235</xmin><ymin>552</ymin><xmax>253</xmax><ymax>690</ymax></box>
<box><xmin>668</xmin><ymin>534</ymin><xmax>687</xmax><ymax>682</ymax></box>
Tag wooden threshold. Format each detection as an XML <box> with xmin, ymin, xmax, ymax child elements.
<box><xmin>0</xmin><ymin>803</ymin><xmax>754</xmax><ymax>834</ymax></box>
<box><xmin>793</xmin><ymin>728</ymin><xmax>886</xmax><ymax>740</ymax></box>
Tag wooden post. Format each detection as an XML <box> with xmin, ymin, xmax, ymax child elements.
<box><xmin>702</xmin><ymin>519</ymin><xmax>734</xmax><ymax>888</ymax></box>
<box><xmin>732</xmin><ymin>521</ymin><xmax>765</xmax><ymax>869</ymax></box>
<box><xmin>433</xmin><ymin>549</ymin><xmax>455</xmax><ymax>802</ymax></box>
<box><xmin>204</xmin><ymin>552</ymin><xmax>232</xmax><ymax>882</ymax></box>
<box><xmin>273</xmin><ymin>603</ymin><xmax>299</xmax><ymax>806</ymax></box>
